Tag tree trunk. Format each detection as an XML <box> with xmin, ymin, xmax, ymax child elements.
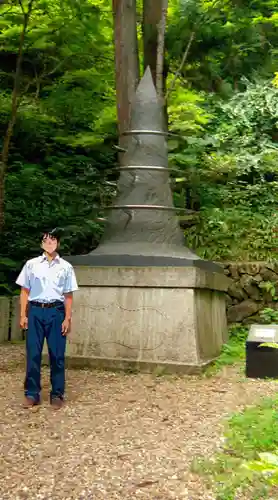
<box><xmin>143</xmin><ymin>0</ymin><xmax>168</xmax><ymax>127</ymax></box>
<box><xmin>112</xmin><ymin>0</ymin><xmax>140</xmax><ymax>138</ymax></box>
<box><xmin>166</xmin><ymin>30</ymin><xmax>195</xmax><ymax>99</ymax></box>
<box><xmin>142</xmin><ymin>0</ymin><xmax>168</xmax><ymax>92</ymax></box>
<box><xmin>155</xmin><ymin>0</ymin><xmax>168</xmax><ymax>101</ymax></box>
<box><xmin>0</xmin><ymin>0</ymin><xmax>34</xmax><ymax>233</ymax></box>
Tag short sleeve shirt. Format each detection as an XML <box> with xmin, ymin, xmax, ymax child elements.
<box><xmin>16</xmin><ymin>254</ymin><xmax>78</xmax><ymax>303</ymax></box>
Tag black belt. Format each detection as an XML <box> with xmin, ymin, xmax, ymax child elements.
<box><xmin>30</xmin><ymin>301</ymin><xmax>64</xmax><ymax>309</ymax></box>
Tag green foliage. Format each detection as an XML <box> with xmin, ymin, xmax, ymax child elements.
<box><xmin>2</xmin><ymin>144</ymin><xmax>116</xmax><ymax>289</ymax></box>
<box><xmin>260</xmin><ymin>308</ymin><xmax>278</xmax><ymax>324</ymax></box>
<box><xmin>259</xmin><ymin>281</ymin><xmax>277</xmax><ymax>299</ymax></box>
<box><xmin>169</xmin><ymin>80</ymin><xmax>278</xmax><ymax>261</ymax></box>
<box><xmin>192</xmin><ymin>397</ymin><xmax>278</xmax><ymax>499</ymax></box>
<box><xmin>167</xmin><ymin>0</ymin><xmax>278</xmax><ymax>92</ymax></box>
<box><xmin>1</xmin><ymin>0</ymin><xmax>278</xmax><ymax>294</ymax></box>
<box><xmin>0</xmin><ymin>256</ymin><xmax>18</xmax><ymax>295</ymax></box>
<box><xmin>258</xmin><ymin>285</ymin><xmax>278</xmax><ymax>323</ymax></box>
<box><xmin>184</xmin><ymin>208</ymin><xmax>277</xmax><ymax>261</ymax></box>
<box><xmin>243</xmin><ymin>451</ymin><xmax>278</xmax><ymax>494</ymax></box>
<box><xmin>227</xmin><ymin>401</ymin><xmax>278</xmax><ymax>458</ymax></box>
<box><xmin>0</xmin><ymin>0</ymin><xmax>117</xmax><ymax>291</ymax></box>
<box><xmin>167</xmin><ymin>81</ymin><xmax>210</xmax><ymax>134</ymax></box>
<box><xmin>204</xmin><ymin>324</ymin><xmax>247</xmax><ymax>376</ymax></box>
<box><xmin>167</xmin><ymin>2</ymin><xmax>278</xmax><ymax>262</ymax></box>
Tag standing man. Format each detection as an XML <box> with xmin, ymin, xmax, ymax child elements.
<box><xmin>16</xmin><ymin>229</ymin><xmax>78</xmax><ymax>410</ymax></box>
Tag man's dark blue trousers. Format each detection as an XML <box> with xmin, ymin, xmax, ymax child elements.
<box><xmin>25</xmin><ymin>302</ymin><xmax>66</xmax><ymax>403</ymax></box>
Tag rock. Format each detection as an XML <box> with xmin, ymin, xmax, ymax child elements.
<box><xmin>228</xmin><ymin>282</ymin><xmax>248</xmax><ymax>301</ymax></box>
<box><xmin>225</xmin><ymin>294</ymin><xmax>233</xmax><ymax>307</ymax></box>
<box><xmin>242</xmin><ymin>314</ymin><xmax>264</xmax><ymax>325</ymax></box>
<box><xmin>265</xmin><ymin>262</ymin><xmax>278</xmax><ymax>273</ymax></box>
<box><xmin>267</xmin><ymin>302</ymin><xmax>278</xmax><ymax>310</ymax></box>
<box><xmin>259</xmin><ymin>283</ymin><xmax>277</xmax><ymax>303</ymax></box>
<box><xmin>237</xmin><ymin>263</ymin><xmax>261</xmax><ymax>275</ymax></box>
<box><xmin>239</xmin><ymin>275</ymin><xmax>261</xmax><ymax>301</ymax></box>
<box><xmin>216</xmin><ymin>262</ymin><xmax>226</xmax><ymax>269</ymax></box>
<box><xmin>227</xmin><ymin>300</ymin><xmax>261</xmax><ymax>323</ymax></box>
<box><xmin>229</xmin><ymin>264</ymin><xmax>240</xmax><ymax>280</ymax></box>
<box><xmin>222</xmin><ymin>261</ymin><xmax>278</xmax><ymax>320</ymax></box>
<box><xmin>260</xmin><ymin>267</ymin><xmax>278</xmax><ymax>282</ymax></box>
<box><xmin>253</xmin><ymin>274</ymin><xmax>263</xmax><ymax>283</ymax></box>
<box><xmin>262</xmin><ymin>290</ymin><xmax>274</xmax><ymax>303</ymax></box>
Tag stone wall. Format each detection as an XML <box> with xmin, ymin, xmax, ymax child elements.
<box><xmin>0</xmin><ymin>296</ymin><xmax>10</xmax><ymax>342</ymax></box>
<box><xmin>222</xmin><ymin>262</ymin><xmax>278</xmax><ymax>324</ymax></box>
<box><xmin>0</xmin><ymin>296</ymin><xmax>23</xmax><ymax>342</ymax></box>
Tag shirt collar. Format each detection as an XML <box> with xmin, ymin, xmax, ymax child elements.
<box><xmin>40</xmin><ymin>253</ymin><xmax>60</xmax><ymax>263</ymax></box>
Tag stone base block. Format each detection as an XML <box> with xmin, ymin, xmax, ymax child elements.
<box><xmin>61</xmin><ymin>356</ymin><xmax>215</xmax><ymax>375</ymax></box>
<box><xmin>51</xmin><ymin>266</ymin><xmax>228</xmax><ymax>373</ymax></box>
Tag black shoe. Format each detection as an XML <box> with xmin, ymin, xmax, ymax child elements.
<box><xmin>51</xmin><ymin>397</ymin><xmax>64</xmax><ymax>410</ymax></box>
<box><xmin>23</xmin><ymin>397</ymin><xmax>40</xmax><ymax>409</ymax></box>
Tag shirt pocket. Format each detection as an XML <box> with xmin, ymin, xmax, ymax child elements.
<box><xmin>30</xmin><ymin>269</ymin><xmax>46</xmax><ymax>287</ymax></box>
<box><xmin>54</xmin><ymin>269</ymin><xmax>67</xmax><ymax>288</ymax></box>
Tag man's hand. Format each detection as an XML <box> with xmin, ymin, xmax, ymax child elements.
<box><xmin>62</xmin><ymin>317</ymin><xmax>71</xmax><ymax>336</ymax></box>
<box><xmin>20</xmin><ymin>315</ymin><xmax>28</xmax><ymax>330</ymax></box>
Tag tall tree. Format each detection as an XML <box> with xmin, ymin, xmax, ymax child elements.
<box><xmin>0</xmin><ymin>0</ymin><xmax>34</xmax><ymax>233</ymax></box>
<box><xmin>166</xmin><ymin>0</ymin><xmax>278</xmax><ymax>93</ymax></box>
<box><xmin>112</xmin><ymin>0</ymin><xmax>139</xmax><ymax>137</ymax></box>
<box><xmin>142</xmin><ymin>0</ymin><xmax>168</xmax><ymax>97</ymax></box>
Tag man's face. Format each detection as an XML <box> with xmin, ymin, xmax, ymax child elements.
<box><xmin>41</xmin><ymin>234</ymin><xmax>58</xmax><ymax>254</ymax></box>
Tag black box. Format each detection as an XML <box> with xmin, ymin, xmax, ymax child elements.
<box><xmin>246</xmin><ymin>324</ymin><xmax>278</xmax><ymax>379</ymax></box>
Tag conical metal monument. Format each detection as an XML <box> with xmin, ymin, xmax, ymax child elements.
<box><xmin>68</xmin><ymin>67</ymin><xmax>220</xmax><ymax>272</ymax></box>
<box><xmin>62</xmin><ymin>68</ymin><xmax>228</xmax><ymax>375</ymax></box>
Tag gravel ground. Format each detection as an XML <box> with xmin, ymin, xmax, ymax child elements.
<box><xmin>1</xmin><ymin>344</ymin><xmax>278</xmax><ymax>500</ymax></box>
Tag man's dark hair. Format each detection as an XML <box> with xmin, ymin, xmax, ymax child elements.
<box><xmin>41</xmin><ymin>228</ymin><xmax>62</xmax><ymax>242</ymax></box>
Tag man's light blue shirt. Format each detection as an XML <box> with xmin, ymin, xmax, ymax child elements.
<box><xmin>16</xmin><ymin>254</ymin><xmax>78</xmax><ymax>303</ymax></box>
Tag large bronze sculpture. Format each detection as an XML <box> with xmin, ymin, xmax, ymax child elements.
<box><xmin>69</xmin><ymin>67</ymin><xmax>219</xmax><ymax>271</ymax></box>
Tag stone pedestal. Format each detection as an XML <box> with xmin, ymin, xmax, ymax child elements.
<box><xmin>63</xmin><ymin>266</ymin><xmax>229</xmax><ymax>374</ymax></box>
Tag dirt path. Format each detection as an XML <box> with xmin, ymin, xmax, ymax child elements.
<box><xmin>0</xmin><ymin>344</ymin><xmax>277</xmax><ymax>500</ymax></box>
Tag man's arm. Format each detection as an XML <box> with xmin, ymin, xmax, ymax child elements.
<box><xmin>64</xmin><ymin>292</ymin><xmax>73</xmax><ymax>320</ymax></box>
<box><xmin>19</xmin><ymin>288</ymin><xmax>30</xmax><ymax>329</ymax></box>
<box><xmin>16</xmin><ymin>263</ymin><xmax>30</xmax><ymax>330</ymax></box>
<box><xmin>62</xmin><ymin>293</ymin><xmax>73</xmax><ymax>336</ymax></box>
<box><xmin>62</xmin><ymin>266</ymin><xmax>78</xmax><ymax>335</ymax></box>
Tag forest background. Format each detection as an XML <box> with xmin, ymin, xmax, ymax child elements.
<box><xmin>0</xmin><ymin>0</ymin><xmax>278</xmax><ymax>294</ymax></box>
